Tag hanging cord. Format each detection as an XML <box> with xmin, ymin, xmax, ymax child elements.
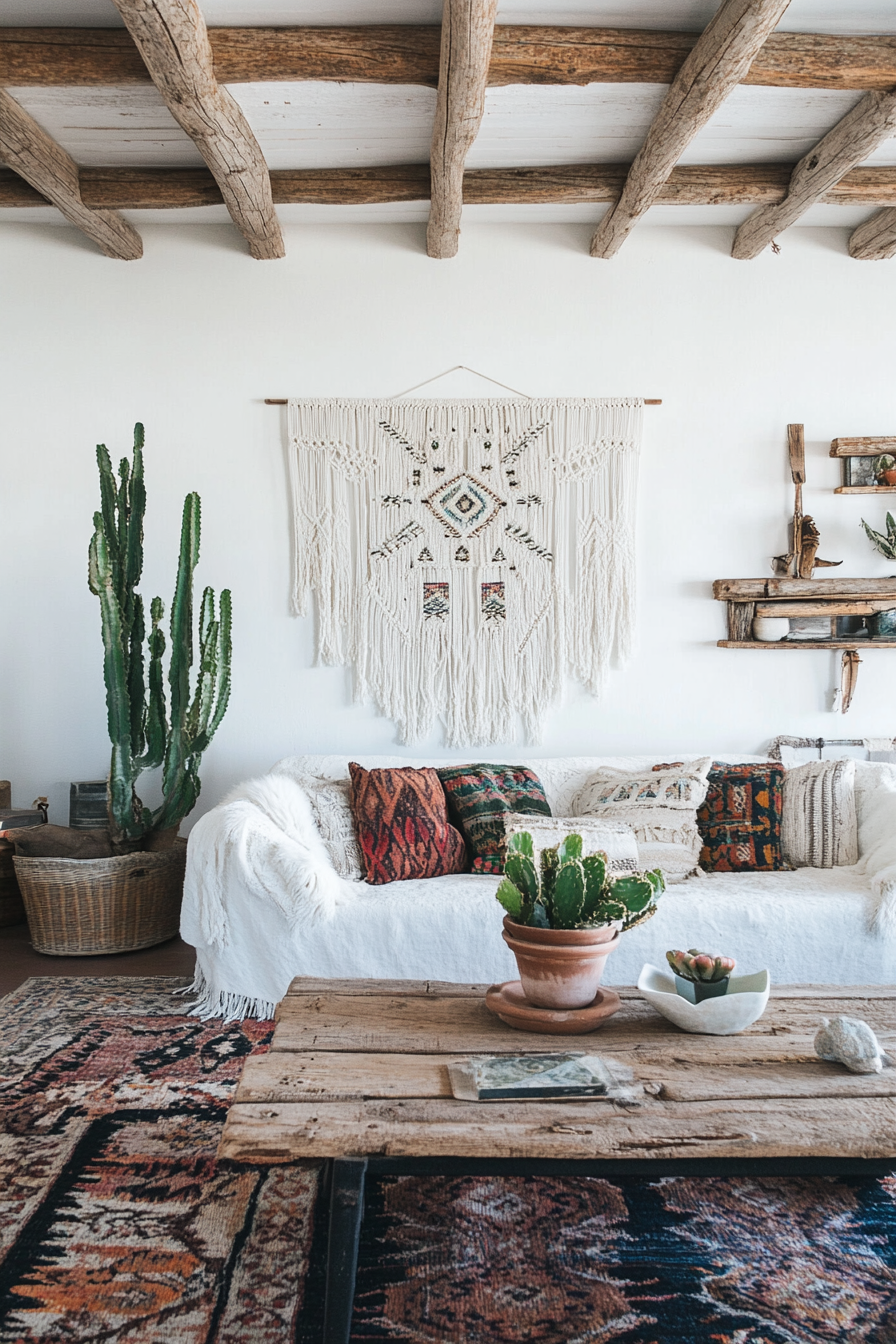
<box><xmin>390</xmin><ymin>365</ymin><xmax>533</xmax><ymax>399</ymax></box>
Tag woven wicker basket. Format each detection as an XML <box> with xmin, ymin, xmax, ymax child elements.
<box><xmin>13</xmin><ymin>842</ymin><xmax>187</xmax><ymax>956</ymax></box>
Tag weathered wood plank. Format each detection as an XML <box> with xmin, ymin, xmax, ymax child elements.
<box><xmin>283</xmin><ymin>977</ymin><xmax>487</xmax><ymax>998</ymax></box>
<box><xmin>733</xmin><ymin>88</ymin><xmax>896</xmax><ymax>258</ymax></box>
<box><xmin>589</xmin><ymin>0</ymin><xmax>793</xmax><ymax>259</ymax></box>
<box><xmin>714</xmin><ymin>578</ymin><xmax>896</xmax><ymax>599</ymax></box>
<box><xmin>0</xmin><ymin>166</ymin><xmax>48</xmax><ymax>206</ymax></box>
<box><xmin>219</xmin><ymin>1095</ymin><xmax>896</xmax><ymax>1162</ymax></box>
<box><xmin>0</xmin><ymin>89</ymin><xmax>142</xmax><ymax>259</ymax></box>
<box><xmin>850</xmin><ymin>208</ymin><xmax>896</xmax><ymax>261</ymax></box>
<box><xmin>110</xmin><ymin>0</ymin><xmax>283</xmax><ymax>260</ymax></box>
<box><xmin>831</xmin><ymin>436</ymin><xmax>896</xmax><ymax>455</ymax></box>
<box><xmin>235</xmin><ymin>1051</ymin><xmax>454</xmax><ymax>1102</ymax></box>
<box><xmin>270</xmin><ymin>992</ymin><xmax>895</xmax><ymax>1056</ymax></box>
<box><xmin>427</xmin><ymin>0</ymin><xmax>498</xmax><ymax>259</ymax></box>
<box><xmin>720</xmin><ymin>640</ymin><xmax>896</xmax><ymax>649</ymax></box>
<box><xmin>237</xmin><ymin>1047</ymin><xmax>896</xmax><ymax>1107</ymax></box>
<box><xmin>755</xmin><ymin>600</ymin><xmax>896</xmax><ymax>616</ymax></box>
<box><xmin>3</xmin><ymin>27</ymin><xmax>896</xmax><ymax>92</ymax></box>
<box><xmin>6</xmin><ymin>163</ymin><xmax>896</xmax><ymax>212</ymax></box>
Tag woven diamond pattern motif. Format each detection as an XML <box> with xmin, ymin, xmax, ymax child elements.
<box><xmin>424</xmin><ymin>473</ymin><xmax>504</xmax><ymax>538</ymax></box>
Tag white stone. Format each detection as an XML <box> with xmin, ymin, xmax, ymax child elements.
<box><xmin>814</xmin><ymin>1015</ymin><xmax>888</xmax><ymax>1074</ymax></box>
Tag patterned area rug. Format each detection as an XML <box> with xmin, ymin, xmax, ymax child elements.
<box><xmin>4</xmin><ymin>981</ymin><xmax>896</xmax><ymax>1344</ymax></box>
<box><xmin>347</xmin><ymin>1173</ymin><xmax>896</xmax><ymax>1344</ymax></box>
<box><xmin>0</xmin><ymin>977</ymin><xmax>320</xmax><ymax>1343</ymax></box>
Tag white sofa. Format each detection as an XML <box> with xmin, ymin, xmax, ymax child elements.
<box><xmin>180</xmin><ymin>753</ymin><xmax>896</xmax><ymax>1019</ymax></box>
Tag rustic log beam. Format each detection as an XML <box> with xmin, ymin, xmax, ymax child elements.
<box><xmin>427</xmin><ymin>0</ymin><xmax>498</xmax><ymax>259</ymax></box>
<box><xmin>6</xmin><ymin>163</ymin><xmax>896</xmax><ymax>211</ymax></box>
<box><xmin>849</xmin><ymin>207</ymin><xmax>896</xmax><ymax>259</ymax></box>
<box><xmin>3</xmin><ymin>26</ymin><xmax>896</xmax><ymax>92</ymax></box>
<box><xmin>0</xmin><ymin>89</ymin><xmax>141</xmax><ymax>258</ymax></box>
<box><xmin>109</xmin><ymin>0</ymin><xmax>283</xmax><ymax>260</ymax></box>
<box><xmin>589</xmin><ymin>0</ymin><xmax>794</xmax><ymax>259</ymax></box>
<box><xmin>733</xmin><ymin>88</ymin><xmax>896</xmax><ymax>258</ymax></box>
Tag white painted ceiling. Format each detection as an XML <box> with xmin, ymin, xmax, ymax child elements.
<box><xmin>4</xmin><ymin>1</ymin><xmax>896</xmax><ymax>33</ymax></box>
<box><xmin>1</xmin><ymin>3</ymin><xmax>895</xmax><ymax>230</ymax></box>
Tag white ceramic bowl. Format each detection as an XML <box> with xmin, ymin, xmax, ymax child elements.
<box><xmin>637</xmin><ymin>963</ymin><xmax>771</xmax><ymax>1035</ymax></box>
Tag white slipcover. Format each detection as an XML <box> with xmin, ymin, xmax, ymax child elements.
<box><xmin>180</xmin><ymin>754</ymin><xmax>896</xmax><ymax>1019</ymax></box>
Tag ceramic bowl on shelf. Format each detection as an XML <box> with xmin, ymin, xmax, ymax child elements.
<box><xmin>752</xmin><ymin>616</ymin><xmax>790</xmax><ymax>642</ymax></box>
<box><xmin>637</xmin><ymin>963</ymin><xmax>770</xmax><ymax>1035</ymax></box>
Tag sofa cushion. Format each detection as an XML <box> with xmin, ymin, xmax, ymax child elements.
<box><xmin>782</xmin><ymin>758</ymin><xmax>858</xmax><ymax>869</ymax></box>
<box><xmin>504</xmin><ymin>813</ymin><xmax>640</xmax><ymax>874</ymax></box>
<box><xmin>654</xmin><ymin>761</ymin><xmax>787</xmax><ymax>873</ymax></box>
<box><xmin>436</xmin><ymin>764</ymin><xmax>551</xmax><ymax>874</ymax></box>
<box><xmin>572</xmin><ymin>760</ymin><xmax>713</xmax><ymax>883</ymax></box>
<box><xmin>348</xmin><ymin>763</ymin><xmax>467</xmax><ymax>885</ymax></box>
<box><xmin>293</xmin><ymin>774</ymin><xmax>364</xmax><ymax>881</ymax></box>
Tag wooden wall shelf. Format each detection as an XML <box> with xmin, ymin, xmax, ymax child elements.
<box><xmin>719</xmin><ymin>639</ymin><xmax>896</xmax><ymax>650</ymax></box>
<box><xmin>830</xmin><ymin>436</ymin><xmax>896</xmax><ymax>491</ymax></box>
<box><xmin>834</xmin><ymin>485</ymin><xmax>896</xmax><ymax>494</ymax></box>
<box><xmin>714</xmin><ymin>578</ymin><xmax>896</xmax><ymax>646</ymax></box>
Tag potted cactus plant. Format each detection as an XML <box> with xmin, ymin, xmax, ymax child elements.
<box><xmin>13</xmin><ymin>424</ymin><xmax>232</xmax><ymax>956</ymax></box>
<box><xmin>496</xmin><ymin>831</ymin><xmax>664</xmax><ymax>1010</ymax></box>
<box><xmin>666</xmin><ymin>949</ymin><xmax>736</xmax><ymax>1004</ymax></box>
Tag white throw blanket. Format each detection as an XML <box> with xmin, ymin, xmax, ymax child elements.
<box><xmin>180</xmin><ymin>773</ymin><xmax>353</xmax><ymax>1018</ymax></box>
<box><xmin>854</xmin><ymin>761</ymin><xmax>896</xmax><ymax>937</ymax></box>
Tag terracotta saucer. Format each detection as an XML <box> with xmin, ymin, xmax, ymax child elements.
<box><xmin>485</xmin><ymin>980</ymin><xmax>622</xmax><ymax>1034</ymax></box>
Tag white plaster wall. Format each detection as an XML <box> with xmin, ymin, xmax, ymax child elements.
<box><xmin>2</xmin><ymin>220</ymin><xmax>896</xmax><ymax>829</ymax></box>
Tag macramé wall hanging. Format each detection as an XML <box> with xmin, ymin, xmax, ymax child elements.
<box><xmin>288</xmin><ymin>396</ymin><xmax>644</xmax><ymax>745</ymax></box>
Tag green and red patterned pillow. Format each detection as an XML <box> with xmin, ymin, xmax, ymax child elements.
<box><xmin>654</xmin><ymin>761</ymin><xmax>786</xmax><ymax>872</ymax></box>
<box><xmin>348</xmin><ymin>763</ymin><xmax>467</xmax><ymax>885</ymax></box>
<box><xmin>436</xmin><ymin>764</ymin><xmax>552</xmax><ymax>874</ymax></box>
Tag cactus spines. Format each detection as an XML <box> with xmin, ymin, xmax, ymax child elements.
<box><xmin>89</xmin><ymin>425</ymin><xmax>232</xmax><ymax>852</ymax></box>
<box><xmin>666</xmin><ymin>949</ymin><xmax>736</xmax><ymax>983</ymax></box>
<box><xmin>496</xmin><ymin>830</ymin><xmax>665</xmax><ymax>932</ymax></box>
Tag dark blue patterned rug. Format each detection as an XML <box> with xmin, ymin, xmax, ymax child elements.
<box><xmin>341</xmin><ymin>1172</ymin><xmax>896</xmax><ymax>1343</ymax></box>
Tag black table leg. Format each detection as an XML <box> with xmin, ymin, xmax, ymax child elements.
<box><xmin>322</xmin><ymin>1157</ymin><xmax>368</xmax><ymax>1344</ymax></box>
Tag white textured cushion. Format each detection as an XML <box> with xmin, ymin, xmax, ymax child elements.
<box><xmin>572</xmin><ymin>758</ymin><xmax>713</xmax><ymax>883</ymax></box>
<box><xmin>854</xmin><ymin>761</ymin><xmax>896</xmax><ymax>873</ymax></box>
<box><xmin>503</xmin><ymin>812</ymin><xmax>640</xmax><ymax>874</ymax></box>
<box><xmin>292</xmin><ymin>774</ymin><xmax>363</xmax><ymax>881</ymax></box>
<box><xmin>782</xmin><ymin>759</ymin><xmax>857</xmax><ymax>868</ymax></box>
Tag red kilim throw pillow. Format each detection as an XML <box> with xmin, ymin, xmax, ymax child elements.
<box><xmin>653</xmin><ymin>761</ymin><xmax>786</xmax><ymax>872</ymax></box>
<box><xmin>348</xmin><ymin>763</ymin><xmax>468</xmax><ymax>885</ymax></box>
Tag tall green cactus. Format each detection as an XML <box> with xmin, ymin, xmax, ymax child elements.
<box><xmin>88</xmin><ymin>424</ymin><xmax>232</xmax><ymax>851</ymax></box>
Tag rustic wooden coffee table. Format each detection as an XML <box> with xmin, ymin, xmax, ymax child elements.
<box><xmin>219</xmin><ymin>978</ymin><xmax>896</xmax><ymax>1343</ymax></box>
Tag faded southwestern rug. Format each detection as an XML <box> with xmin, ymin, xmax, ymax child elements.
<box><xmin>0</xmin><ymin>977</ymin><xmax>320</xmax><ymax>1343</ymax></box>
<box><xmin>4</xmin><ymin>981</ymin><xmax>896</xmax><ymax>1343</ymax></box>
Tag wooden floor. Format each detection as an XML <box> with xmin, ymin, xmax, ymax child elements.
<box><xmin>0</xmin><ymin>920</ymin><xmax>196</xmax><ymax>997</ymax></box>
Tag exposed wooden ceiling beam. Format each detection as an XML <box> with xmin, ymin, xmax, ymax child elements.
<box><xmin>427</xmin><ymin>0</ymin><xmax>498</xmax><ymax>259</ymax></box>
<box><xmin>849</xmin><ymin>208</ymin><xmax>896</xmax><ymax>259</ymax></box>
<box><xmin>589</xmin><ymin>0</ymin><xmax>794</xmax><ymax>259</ymax></box>
<box><xmin>2</xmin><ymin>25</ymin><xmax>895</xmax><ymax>92</ymax></box>
<box><xmin>0</xmin><ymin>88</ymin><xmax>141</xmax><ymax>258</ymax></box>
<box><xmin>109</xmin><ymin>0</ymin><xmax>283</xmax><ymax>260</ymax></box>
<box><xmin>6</xmin><ymin>163</ymin><xmax>896</xmax><ymax>211</ymax></box>
<box><xmin>732</xmin><ymin>88</ymin><xmax>896</xmax><ymax>257</ymax></box>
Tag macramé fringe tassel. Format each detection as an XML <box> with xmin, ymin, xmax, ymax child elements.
<box><xmin>288</xmin><ymin>397</ymin><xmax>643</xmax><ymax>745</ymax></box>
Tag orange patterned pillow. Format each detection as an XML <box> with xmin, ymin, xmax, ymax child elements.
<box><xmin>348</xmin><ymin>763</ymin><xmax>468</xmax><ymax>885</ymax></box>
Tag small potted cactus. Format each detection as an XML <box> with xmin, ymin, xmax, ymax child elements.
<box><xmin>666</xmin><ymin>949</ymin><xmax>736</xmax><ymax>1004</ymax></box>
<box><xmin>495</xmin><ymin>831</ymin><xmax>664</xmax><ymax>1010</ymax></box>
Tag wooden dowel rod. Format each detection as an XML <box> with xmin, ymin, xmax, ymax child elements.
<box><xmin>264</xmin><ymin>397</ymin><xmax>663</xmax><ymax>404</ymax></box>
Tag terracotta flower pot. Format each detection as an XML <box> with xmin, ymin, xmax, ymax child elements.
<box><xmin>502</xmin><ymin>914</ymin><xmax>620</xmax><ymax>1010</ymax></box>
<box><xmin>878</xmin><ymin>468</ymin><xmax>896</xmax><ymax>486</ymax></box>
